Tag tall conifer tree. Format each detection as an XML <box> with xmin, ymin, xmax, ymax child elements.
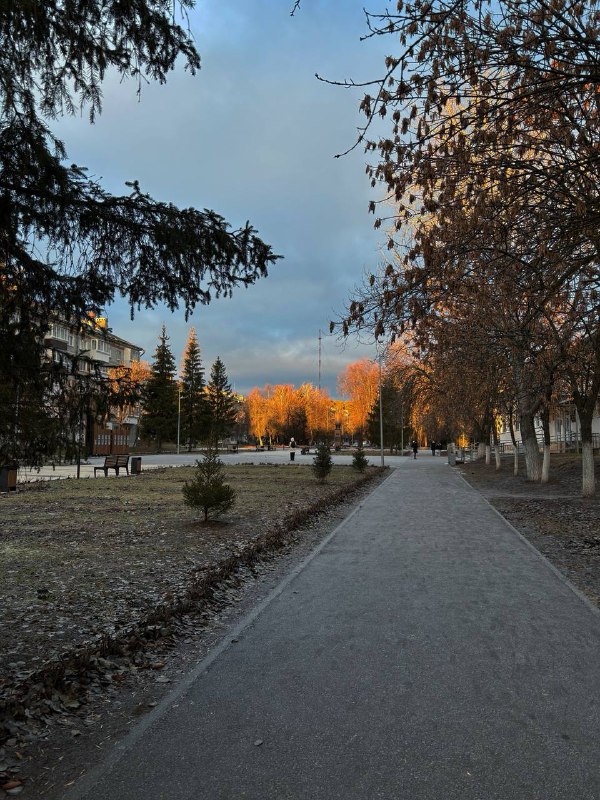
<box><xmin>206</xmin><ymin>357</ymin><xmax>237</xmax><ymax>449</ymax></box>
<box><xmin>180</xmin><ymin>327</ymin><xmax>207</xmax><ymax>451</ymax></box>
<box><xmin>140</xmin><ymin>325</ymin><xmax>178</xmax><ymax>451</ymax></box>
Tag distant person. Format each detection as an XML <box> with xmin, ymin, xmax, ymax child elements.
<box><xmin>290</xmin><ymin>437</ymin><xmax>296</xmax><ymax>449</ymax></box>
<box><xmin>430</xmin><ymin>440</ymin><xmax>436</xmax><ymax>457</ymax></box>
<box><xmin>411</xmin><ymin>440</ymin><xmax>418</xmax><ymax>459</ymax></box>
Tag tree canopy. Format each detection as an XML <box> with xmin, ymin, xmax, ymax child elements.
<box><xmin>330</xmin><ymin>0</ymin><xmax>600</xmax><ymax>494</ymax></box>
<box><xmin>1</xmin><ymin>0</ymin><xmax>280</xmax><ymax>322</ymax></box>
<box><xmin>0</xmin><ymin>0</ymin><xmax>280</xmax><ymax>467</ymax></box>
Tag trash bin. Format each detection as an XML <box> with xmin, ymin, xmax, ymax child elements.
<box><xmin>130</xmin><ymin>456</ymin><xmax>142</xmax><ymax>475</ymax></box>
<box><xmin>0</xmin><ymin>464</ymin><xmax>17</xmax><ymax>492</ymax></box>
<box><xmin>290</xmin><ymin>451</ymin><xmax>295</xmax><ymax>462</ymax></box>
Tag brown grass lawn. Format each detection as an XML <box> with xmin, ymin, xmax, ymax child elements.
<box><xmin>0</xmin><ymin>464</ymin><xmax>379</xmax><ymax>692</ymax></box>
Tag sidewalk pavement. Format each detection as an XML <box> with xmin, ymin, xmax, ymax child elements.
<box><xmin>72</xmin><ymin>460</ymin><xmax>600</xmax><ymax>800</ymax></box>
<box><xmin>16</xmin><ymin>448</ymin><xmax>408</xmax><ymax>483</ymax></box>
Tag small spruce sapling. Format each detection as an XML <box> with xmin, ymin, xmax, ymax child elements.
<box><xmin>352</xmin><ymin>444</ymin><xmax>369</xmax><ymax>473</ymax></box>
<box><xmin>182</xmin><ymin>447</ymin><xmax>236</xmax><ymax>522</ymax></box>
<box><xmin>312</xmin><ymin>442</ymin><xmax>333</xmax><ymax>483</ymax></box>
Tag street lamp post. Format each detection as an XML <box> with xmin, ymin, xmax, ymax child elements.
<box><xmin>378</xmin><ymin>350</ymin><xmax>384</xmax><ymax>467</ymax></box>
<box><xmin>328</xmin><ymin>407</ymin><xmax>335</xmax><ymax>446</ymax></box>
<box><xmin>177</xmin><ymin>385</ymin><xmax>182</xmax><ymax>455</ymax></box>
<box><xmin>401</xmin><ymin>403</ymin><xmax>404</xmax><ymax>456</ymax></box>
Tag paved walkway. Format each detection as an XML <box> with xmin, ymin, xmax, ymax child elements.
<box><xmin>72</xmin><ymin>460</ymin><xmax>600</xmax><ymax>799</ymax></box>
<box><xmin>16</xmin><ymin>448</ymin><xmax>399</xmax><ymax>482</ymax></box>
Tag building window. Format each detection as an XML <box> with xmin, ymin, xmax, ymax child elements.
<box><xmin>51</xmin><ymin>323</ymin><xmax>69</xmax><ymax>341</ymax></box>
<box><xmin>91</xmin><ymin>338</ymin><xmax>110</xmax><ymax>354</ymax></box>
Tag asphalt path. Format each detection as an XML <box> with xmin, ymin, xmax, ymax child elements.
<box><xmin>71</xmin><ymin>459</ymin><xmax>600</xmax><ymax>800</ymax></box>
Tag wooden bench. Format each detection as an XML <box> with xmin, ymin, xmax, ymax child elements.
<box><xmin>94</xmin><ymin>454</ymin><xmax>130</xmax><ymax>477</ymax></box>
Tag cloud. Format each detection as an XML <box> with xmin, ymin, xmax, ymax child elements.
<box><xmin>52</xmin><ymin>0</ymin><xmax>389</xmax><ymax>396</ymax></box>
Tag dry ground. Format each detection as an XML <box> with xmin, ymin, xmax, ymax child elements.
<box><xmin>0</xmin><ymin>464</ymin><xmax>380</xmax><ymax>691</ymax></box>
<box><xmin>0</xmin><ymin>463</ymin><xmax>386</xmax><ymax>797</ymax></box>
<box><xmin>1</xmin><ymin>455</ymin><xmax>599</xmax><ymax>797</ymax></box>
<box><xmin>459</xmin><ymin>453</ymin><xmax>600</xmax><ymax>606</ymax></box>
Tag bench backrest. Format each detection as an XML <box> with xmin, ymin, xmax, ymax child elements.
<box><xmin>103</xmin><ymin>455</ymin><xmax>129</xmax><ymax>466</ymax></box>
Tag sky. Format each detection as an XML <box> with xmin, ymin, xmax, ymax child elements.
<box><xmin>53</xmin><ymin>1</ymin><xmax>391</xmax><ymax>396</ymax></box>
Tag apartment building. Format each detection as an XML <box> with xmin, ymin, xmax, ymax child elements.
<box><xmin>44</xmin><ymin>314</ymin><xmax>144</xmax><ymax>455</ymax></box>
<box><xmin>497</xmin><ymin>402</ymin><xmax>600</xmax><ymax>452</ymax></box>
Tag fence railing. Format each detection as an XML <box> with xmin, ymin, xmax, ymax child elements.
<box><xmin>455</xmin><ymin>433</ymin><xmax>599</xmax><ymax>461</ymax></box>
<box><xmin>498</xmin><ymin>433</ymin><xmax>599</xmax><ymax>454</ymax></box>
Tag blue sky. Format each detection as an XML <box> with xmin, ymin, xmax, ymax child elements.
<box><xmin>54</xmin><ymin>1</ymin><xmax>390</xmax><ymax>395</ymax></box>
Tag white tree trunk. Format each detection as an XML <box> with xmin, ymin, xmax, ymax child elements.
<box><xmin>523</xmin><ymin>437</ymin><xmax>542</xmax><ymax>481</ymax></box>
<box><xmin>582</xmin><ymin>441</ymin><xmax>595</xmax><ymax>497</ymax></box>
<box><xmin>485</xmin><ymin>444</ymin><xmax>491</xmax><ymax>465</ymax></box>
<box><xmin>513</xmin><ymin>447</ymin><xmax>519</xmax><ymax>476</ymax></box>
<box><xmin>477</xmin><ymin>441</ymin><xmax>486</xmax><ymax>460</ymax></box>
<box><xmin>520</xmin><ymin>414</ymin><xmax>542</xmax><ymax>481</ymax></box>
<box><xmin>495</xmin><ymin>445</ymin><xmax>502</xmax><ymax>470</ymax></box>
<box><xmin>541</xmin><ymin>444</ymin><xmax>550</xmax><ymax>484</ymax></box>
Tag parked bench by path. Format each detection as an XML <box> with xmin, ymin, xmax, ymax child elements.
<box><xmin>94</xmin><ymin>455</ymin><xmax>130</xmax><ymax>477</ymax></box>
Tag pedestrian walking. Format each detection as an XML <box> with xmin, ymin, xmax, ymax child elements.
<box><xmin>430</xmin><ymin>441</ymin><xmax>436</xmax><ymax>456</ymax></box>
<box><xmin>411</xmin><ymin>440</ymin><xmax>418</xmax><ymax>459</ymax></box>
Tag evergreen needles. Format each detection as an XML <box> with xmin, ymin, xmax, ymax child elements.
<box><xmin>312</xmin><ymin>442</ymin><xmax>333</xmax><ymax>482</ymax></box>
<box><xmin>352</xmin><ymin>444</ymin><xmax>369</xmax><ymax>473</ymax></box>
<box><xmin>182</xmin><ymin>447</ymin><xmax>236</xmax><ymax>522</ymax></box>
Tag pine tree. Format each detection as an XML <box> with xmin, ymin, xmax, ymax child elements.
<box><xmin>206</xmin><ymin>357</ymin><xmax>237</xmax><ymax>449</ymax></box>
<box><xmin>0</xmin><ymin>2</ymin><xmax>279</xmax><ymax>467</ymax></box>
<box><xmin>352</xmin><ymin>444</ymin><xmax>369</xmax><ymax>473</ymax></box>
<box><xmin>312</xmin><ymin>442</ymin><xmax>333</xmax><ymax>483</ymax></box>
<box><xmin>180</xmin><ymin>328</ymin><xmax>208</xmax><ymax>451</ymax></box>
<box><xmin>140</xmin><ymin>325</ymin><xmax>178</xmax><ymax>451</ymax></box>
<box><xmin>182</xmin><ymin>447</ymin><xmax>236</xmax><ymax>522</ymax></box>
<box><xmin>0</xmin><ymin>312</ymin><xmax>58</xmax><ymax>466</ymax></box>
